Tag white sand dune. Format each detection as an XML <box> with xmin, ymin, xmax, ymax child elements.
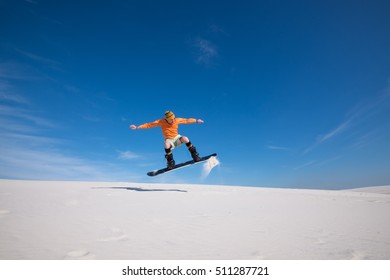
<box><xmin>0</xmin><ymin>180</ymin><xmax>389</xmax><ymax>260</ymax></box>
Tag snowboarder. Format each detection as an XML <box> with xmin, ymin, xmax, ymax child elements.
<box><xmin>130</xmin><ymin>111</ymin><xmax>204</xmax><ymax>169</ymax></box>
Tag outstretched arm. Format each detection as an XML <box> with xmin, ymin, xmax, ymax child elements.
<box><xmin>176</xmin><ymin>118</ymin><xmax>204</xmax><ymax>125</ymax></box>
<box><xmin>130</xmin><ymin>119</ymin><xmax>162</xmax><ymax>130</ymax></box>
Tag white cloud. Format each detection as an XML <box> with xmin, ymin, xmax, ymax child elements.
<box><xmin>192</xmin><ymin>37</ymin><xmax>218</xmax><ymax>66</ymax></box>
<box><xmin>0</xmin><ymin>91</ymin><xmax>126</xmax><ymax>180</ymax></box>
<box><xmin>302</xmin><ymin>87</ymin><xmax>390</xmax><ymax>155</ymax></box>
<box><xmin>318</xmin><ymin>119</ymin><xmax>351</xmax><ymax>143</ymax></box>
<box><xmin>0</xmin><ymin>110</ymin><xmax>102</xmax><ymax>179</ymax></box>
<box><xmin>266</xmin><ymin>145</ymin><xmax>290</xmax><ymax>151</ymax></box>
<box><xmin>294</xmin><ymin>160</ymin><xmax>317</xmax><ymax>170</ymax></box>
<box><xmin>0</xmin><ymin>82</ymin><xmax>28</xmax><ymax>104</ymax></box>
<box><xmin>118</xmin><ymin>150</ymin><xmax>140</xmax><ymax>160</ymax></box>
<box><xmin>0</xmin><ymin>92</ymin><xmax>28</xmax><ymax>104</ymax></box>
<box><xmin>0</xmin><ymin>145</ymin><xmax>101</xmax><ymax>180</ymax></box>
<box><xmin>303</xmin><ymin>118</ymin><xmax>352</xmax><ymax>155</ymax></box>
<box><xmin>209</xmin><ymin>24</ymin><xmax>226</xmax><ymax>34</ymax></box>
<box><xmin>15</xmin><ymin>48</ymin><xmax>62</xmax><ymax>70</ymax></box>
<box><xmin>0</xmin><ymin>104</ymin><xmax>56</xmax><ymax>128</ymax></box>
<box><xmin>0</xmin><ymin>62</ymin><xmax>45</xmax><ymax>80</ymax></box>
<box><xmin>0</xmin><ymin>125</ymin><xmax>136</xmax><ymax>181</ymax></box>
<box><xmin>0</xmin><ymin>131</ymin><xmax>141</xmax><ymax>181</ymax></box>
<box><xmin>351</xmin><ymin>132</ymin><xmax>375</xmax><ymax>150</ymax></box>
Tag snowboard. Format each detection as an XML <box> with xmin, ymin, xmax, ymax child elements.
<box><xmin>147</xmin><ymin>153</ymin><xmax>217</xmax><ymax>177</ymax></box>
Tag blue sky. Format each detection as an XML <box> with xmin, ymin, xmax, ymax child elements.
<box><xmin>1</xmin><ymin>0</ymin><xmax>390</xmax><ymax>189</ymax></box>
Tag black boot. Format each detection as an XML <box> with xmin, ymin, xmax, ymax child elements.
<box><xmin>165</xmin><ymin>153</ymin><xmax>175</xmax><ymax>170</ymax></box>
<box><xmin>189</xmin><ymin>146</ymin><xmax>201</xmax><ymax>162</ymax></box>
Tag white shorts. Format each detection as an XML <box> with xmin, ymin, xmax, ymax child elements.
<box><xmin>165</xmin><ymin>135</ymin><xmax>184</xmax><ymax>150</ymax></box>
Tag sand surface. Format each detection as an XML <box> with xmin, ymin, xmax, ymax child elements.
<box><xmin>1</xmin><ymin>180</ymin><xmax>389</xmax><ymax>260</ymax></box>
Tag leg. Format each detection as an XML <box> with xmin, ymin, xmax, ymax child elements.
<box><xmin>164</xmin><ymin>140</ymin><xmax>173</xmax><ymax>150</ymax></box>
<box><xmin>179</xmin><ymin>136</ymin><xmax>190</xmax><ymax>144</ymax></box>
<box><xmin>164</xmin><ymin>141</ymin><xmax>175</xmax><ymax>169</ymax></box>
<box><xmin>181</xmin><ymin>136</ymin><xmax>201</xmax><ymax>161</ymax></box>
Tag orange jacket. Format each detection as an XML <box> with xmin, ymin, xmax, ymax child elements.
<box><xmin>138</xmin><ymin>118</ymin><xmax>197</xmax><ymax>139</ymax></box>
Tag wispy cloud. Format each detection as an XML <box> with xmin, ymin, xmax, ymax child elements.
<box><xmin>192</xmin><ymin>37</ymin><xmax>218</xmax><ymax>66</ymax></box>
<box><xmin>294</xmin><ymin>160</ymin><xmax>317</xmax><ymax>170</ymax></box>
<box><xmin>15</xmin><ymin>48</ymin><xmax>63</xmax><ymax>71</ymax></box>
<box><xmin>118</xmin><ymin>150</ymin><xmax>141</xmax><ymax>160</ymax></box>
<box><xmin>0</xmin><ymin>82</ymin><xmax>131</xmax><ymax>180</ymax></box>
<box><xmin>293</xmin><ymin>156</ymin><xmax>341</xmax><ymax>171</ymax></box>
<box><xmin>0</xmin><ymin>116</ymin><xmax>129</xmax><ymax>181</ymax></box>
<box><xmin>266</xmin><ymin>145</ymin><xmax>290</xmax><ymax>151</ymax></box>
<box><xmin>0</xmin><ymin>104</ymin><xmax>56</xmax><ymax>128</ymax></box>
<box><xmin>0</xmin><ymin>92</ymin><xmax>28</xmax><ymax>104</ymax></box>
<box><xmin>304</xmin><ymin>87</ymin><xmax>390</xmax><ymax>155</ymax></box>
<box><xmin>304</xmin><ymin>118</ymin><xmax>352</xmax><ymax>154</ymax></box>
<box><xmin>317</xmin><ymin>119</ymin><xmax>352</xmax><ymax>143</ymax></box>
<box><xmin>0</xmin><ymin>144</ymin><xmax>102</xmax><ymax>180</ymax></box>
<box><xmin>0</xmin><ymin>124</ymin><xmax>141</xmax><ymax>181</ymax></box>
<box><xmin>352</xmin><ymin>134</ymin><xmax>371</xmax><ymax>149</ymax></box>
<box><xmin>209</xmin><ymin>24</ymin><xmax>226</xmax><ymax>35</ymax></box>
<box><xmin>0</xmin><ymin>62</ymin><xmax>48</xmax><ymax>80</ymax></box>
<box><xmin>0</xmin><ymin>82</ymin><xmax>28</xmax><ymax>104</ymax></box>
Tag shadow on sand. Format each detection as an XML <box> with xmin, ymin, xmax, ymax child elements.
<box><xmin>93</xmin><ymin>186</ymin><xmax>187</xmax><ymax>193</ymax></box>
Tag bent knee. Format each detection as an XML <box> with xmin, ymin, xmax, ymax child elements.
<box><xmin>180</xmin><ymin>136</ymin><xmax>189</xmax><ymax>143</ymax></box>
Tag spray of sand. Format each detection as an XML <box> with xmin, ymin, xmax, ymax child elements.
<box><xmin>202</xmin><ymin>155</ymin><xmax>220</xmax><ymax>178</ymax></box>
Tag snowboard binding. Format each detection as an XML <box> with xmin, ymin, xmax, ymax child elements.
<box><xmin>189</xmin><ymin>146</ymin><xmax>201</xmax><ymax>162</ymax></box>
<box><xmin>165</xmin><ymin>153</ymin><xmax>175</xmax><ymax>170</ymax></box>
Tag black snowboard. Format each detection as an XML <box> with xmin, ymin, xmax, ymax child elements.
<box><xmin>147</xmin><ymin>153</ymin><xmax>217</xmax><ymax>177</ymax></box>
